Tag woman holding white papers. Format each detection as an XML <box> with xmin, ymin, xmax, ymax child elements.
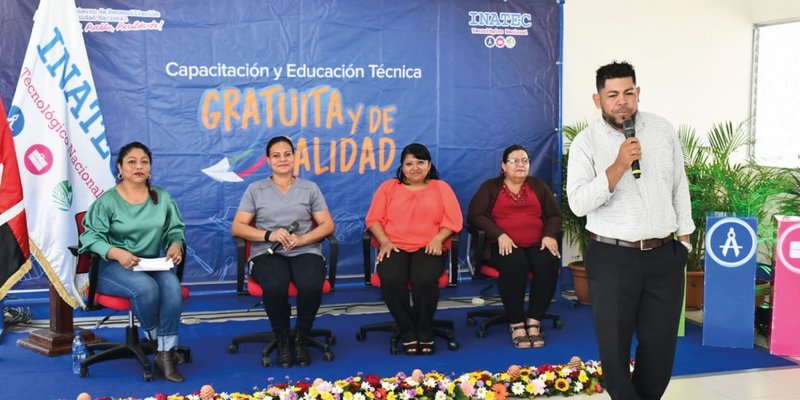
<box><xmin>79</xmin><ymin>141</ymin><xmax>186</xmax><ymax>382</ymax></box>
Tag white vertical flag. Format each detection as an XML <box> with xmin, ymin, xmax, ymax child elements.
<box><xmin>9</xmin><ymin>0</ymin><xmax>115</xmax><ymax>308</ymax></box>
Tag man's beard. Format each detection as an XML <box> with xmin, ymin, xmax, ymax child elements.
<box><xmin>601</xmin><ymin>110</ymin><xmax>634</xmax><ymax>130</ymax></box>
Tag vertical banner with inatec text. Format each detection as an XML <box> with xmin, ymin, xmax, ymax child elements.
<box><xmin>770</xmin><ymin>216</ymin><xmax>800</xmax><ymax>355</ymax></box>
<box><xmin>703</xmin><ymin>214</ymin><xmax>757</xmax><ymax>348</ymax></box>
<box><xmin>9</xmin><ymin>0</ymin><xmax>116</xmax><ymax>307</ymax></box>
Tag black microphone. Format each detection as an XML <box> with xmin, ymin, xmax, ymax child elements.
<box><xmin>623</xmin><ymin>119</ymin><xmax>641</xmax><ymax>179</ymax></box>
<box><xmin>267</xmin><ymin>221</ymin><xmax>300</xmax><ymax>254</ymax></box>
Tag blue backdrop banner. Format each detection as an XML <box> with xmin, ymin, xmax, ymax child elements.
<box><xmin>1</xmin><ymin>0</ymin><xmax>562</xmax><ymax>287</ymax></box>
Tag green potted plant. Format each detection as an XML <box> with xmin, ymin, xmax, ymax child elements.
<box><xmin>561</xmin><ymin>121</ymin><xmax>590</xmax><ymax>305</ymax></box>
<box><xmin>678</xmin><ymin>121</ymin><xmax>796</xmax><ymax>310</ymax></box>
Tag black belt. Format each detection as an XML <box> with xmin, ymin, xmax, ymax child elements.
<box><xmin>588</xmin><ymin>232</ymin><xmax>673</xmax><ymax>251</ymax></box>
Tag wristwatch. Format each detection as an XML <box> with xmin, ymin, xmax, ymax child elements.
<box><xmin>680</xmin><ymin>241</ymin><xmax>692</xmax><ymax>252</ymax></box>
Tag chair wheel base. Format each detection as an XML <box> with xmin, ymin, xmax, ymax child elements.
<box><xmin>79</xmin><ymin>366</ymin><xmax>89</xmax><ymax>377</ymax></box>
<box><xmin>448</xmin><ymin>341</ymin><xmax>459</xmax><ymax>351</ymax></box>
<box><xmin>228</xmin><ymin>344</ymin><xmax>238</xmax><ymax>353</ymax></box>
<box><xmin>181</xmin><ymin>349</ymin><xmax>193</xmax><ymax>363</ymax></box>
<box><xmin>143</xmin><ymin>371</ymin><xmax>153</xmax><ymax>381</ymax></box>
<box><xmin>323</xmin><ymin>351</ymin><xmax>335</xmax><ymax>362</ymax></box>
<box><xmin>356</xmin><ymin>331</ymin><xmax>366</xmax><ymax>341</ymax></box>
<box><xmin>261</xmin><ymin>356</ymin><xmax>272</xmax><ymax>367</ymax></box>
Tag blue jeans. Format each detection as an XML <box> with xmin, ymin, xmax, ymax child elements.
<box><xmin>97</xmin><ymin>260</ymin><xmax>182</xmax><ymax>341</ymax></box>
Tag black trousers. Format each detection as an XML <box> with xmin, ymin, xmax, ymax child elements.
<box><xmin>376</xmin><ymin>249</ymin><xmax>445</xmax><ymax>343</ymax></box>
<box><xmin>585</xmin><ymin>240</ymin><xmax>687</xmax><ymax>400</ymax></box>
<box><xmin>490</xmin><ymin>243</ymin><xmax>560</xmax><ymax>323</ymax></box>
<box><xmin>250</xmin><ymin>253</ymin><xmax>326</xmax><ymax>333</ymax></box>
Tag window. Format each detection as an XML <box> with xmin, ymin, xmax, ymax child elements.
<box><xmin>751</xmin><ymin>21</ymin><xmax>800</xmax><ymax>168</ymax></box>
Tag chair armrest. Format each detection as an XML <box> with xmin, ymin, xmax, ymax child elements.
<box><xmin>362</xmin><ymin>230</ymin><xmax>373</xmax><ymax>285</ymax></box>
<box><xmin>465</xmin><ymin>226</ymin><xmax>486</xmax><ymax>277</ymax></box>
<box><xmin>449</xmin><ymin>234</ymin><xmax>459</xmax><ymax>286</ymax></box>
<box><xmin>324</xmin><ymin>234</ymin><xmax>338</xmax><ymax>290</ymax></box>
<box><xmin>235</xmin><ymin>238</ymin><xmax>248</xmax><ymax>295</ymax></box>
<box><xmin>84</xmin><ymin>251</ymin><xmax>101</xmax><ymax>310</ymax></box>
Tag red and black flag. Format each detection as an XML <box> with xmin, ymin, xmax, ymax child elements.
<box><xmin>0</xmin><ymin>99</ymin><xmax>31</xmax><ymax>299</ymax></box>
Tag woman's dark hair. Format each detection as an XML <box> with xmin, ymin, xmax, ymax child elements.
<box><xmin>266</xmin><ymin>136</ymin><xmax>294</xmax><ymax>155</ymax></box>
<box><xmin>502</xmin><ymin>144</ymin><xmax>528</xmax><ymax>164</ymax></box>
<box><xmin>500</xmin><ymin>144</ymin><xmax>529</xmax><ymax>176</ymax></box>
<box><xmin>395</xmin><ymin>143</ymin><xmax>439</xmax><ymax>183</ymax></box>
<box><xmin>116</xmin><ymin>141</ymin><xmax>158</xmax><ymax>204</ymax></box>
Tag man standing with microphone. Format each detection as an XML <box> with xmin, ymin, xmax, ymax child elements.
<box><xmin>566</xmin><ymin>61</ymin><xmax>694</xmax><ymax>400</ymax></box>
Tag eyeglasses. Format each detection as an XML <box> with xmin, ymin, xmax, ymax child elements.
<box><xmin>505</xmin><ymin>158</ymin><xmax>530</xmax><ymax>165</ymax></box>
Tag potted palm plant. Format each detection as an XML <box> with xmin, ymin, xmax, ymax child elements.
<box><xmin>678</xmin><ymin>121</ymin><xmax>796</xmax><ymax>310</ymax></box>
<box><xmin>561</xmin><ymin>121</ymin><xmax>590</xmax><ymax>305</ymax></box>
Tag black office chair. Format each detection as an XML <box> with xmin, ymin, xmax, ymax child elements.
<box><xmin>355</xmin><ymin>231</ymin><xmax>459</xmax><ymax>354</ymax></box>
<box><xmin>227</xmin><ymin>231</ymin><xmax>337</xmax><ymax>367</ymax></box>
<box><xmin>71</xmin><ymin>211</ymin><xmax>192</xmax><ymax>381</ymax></box>
<box><xmin>465</xmin><ymin>227</ymin><xmax>562</xmax><ymax>338</ymax></box>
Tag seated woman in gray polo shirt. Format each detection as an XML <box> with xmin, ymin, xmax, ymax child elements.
<box><xmin>231</xmin><ymin>136</ymin><xmax>335</xmax><ymax>368</ymax></box>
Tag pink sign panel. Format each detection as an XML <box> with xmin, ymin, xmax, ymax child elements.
<box><xmin>770</xmin><ymin>217</ymin><xmax>800</xmax><ymax>355</ymax></box>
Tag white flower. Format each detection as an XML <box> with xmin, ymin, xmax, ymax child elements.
<box><xmin>511</xmin><ymin>382</ymin><xmax>526</xmax><ymax>396</ymax></box>
<box><xmin>302</xmin><ymin>392</ymin><xmax>316</xmax><ymax>400</ymax></box>
<box><xmin>435</xmin><ymin>391</ymin><xmax>447</xmax><ymax>400</ymax></box>
<box><xmin>424</xmin><ymin>377</ymin><xmax>437</xmax><ymax>388</ymax></box>
<box><xmin>354</xmin><ymin>393</ymin><xmax>366</xmax><ymax>400</ymax></box>
<box><xmin>405</xmin><ymin>377</ymin><xmax>419</xmax><ymax>387</ymax></box>
<box><xmin>399</xmin><ymin>391</ymin><xmax>411</xmax><ymax>400</ymax></box>
<box><xmin>476</xmin><ymin>387</ymin><xmax>488</xmax><ymax>399</ymax></box>
<box><xmin>361</xmin><ymin>382</ymin><xmax>374</xmax><ymax>391</ymax></box>
<box><xmin>332</xmin><ymin>386</ymin><xmax>344</xmax><ymax>395</ymax></box>
<box><xmin>574</xmin><ymin>382</ymin><xmax>584</xmax><ymax>393</ymax></box>
<box><xmin>381</xmin><ymin>381</ymin><xmax>398</xmax><ymax>392</ymax></box>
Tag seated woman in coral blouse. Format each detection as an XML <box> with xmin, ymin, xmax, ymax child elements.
<box><xmin>365</xmin><ymin>143</ymin><xmax>463</xmax><ymax>356</ymax></box>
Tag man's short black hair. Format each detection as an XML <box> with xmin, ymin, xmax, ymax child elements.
<box><xmin>596</xmin><ymin>61</ymin><xmax>636</xmax><ymax>92</ymax></box>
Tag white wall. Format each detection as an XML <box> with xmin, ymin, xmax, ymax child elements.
<box><xmin>563</xmin><ymin>0</ymin><xmax>753</xmax><ymax>134</ymax></box>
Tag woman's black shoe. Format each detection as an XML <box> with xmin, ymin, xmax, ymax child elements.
<box><xmin>294</xmin><ymin>329</ymin><xmax>311</xmax><ymax>366</ymax></box>
<box><xmin>419</xmin><ymin>341</ymin><xmax>435</xmax><ymax>356</ymax></box>
<box><xmin>276</xmin><ymin>331</ymin><xmax>293</xmax><ymax>368</ymax></box>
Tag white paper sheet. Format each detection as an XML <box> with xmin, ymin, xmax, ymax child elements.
<box><xmin>133</xmin><ymin>258</ymin><xmax>175</xmax><ymax>272</ymax></box>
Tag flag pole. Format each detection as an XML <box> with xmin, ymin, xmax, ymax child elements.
<box><xmin>17</xmin><ymin>284</ymin><xmax>102</xmax><ymax>356</ymax></box>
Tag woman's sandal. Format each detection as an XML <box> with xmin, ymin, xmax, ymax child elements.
<box><xmin>419</xmin><ymin>341</ymin><xmax>435</xmax><ymax>355</ymax></box>
<box><xmin>402</xmin><ymin>341</ymin><xmax>419</xmax><ymax>355</ymax></box>
<box><xmin>526</xmin><ymin>321</ymin><xmax>545</xmax><ymax>348</ymax></box>
<box><xmin>510</xmin><ymin>323</ymin><xmax>532</xmax><ymax>349</ymax></box>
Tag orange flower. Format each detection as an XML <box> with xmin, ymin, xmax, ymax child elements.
<box><xmin>491</xmin><ymin>382</ymin><xmax>508</xmax><ymax>400</ymax></box>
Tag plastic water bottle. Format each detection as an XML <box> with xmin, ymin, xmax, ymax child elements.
<box><xmin>72</xmin><ymin>332</ymin><xmax>87</xmax><ymax>375</ymax></box>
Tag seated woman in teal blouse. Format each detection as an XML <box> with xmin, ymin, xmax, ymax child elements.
<box><xmin>79</xmin><ymin>141</ymin><xmax>186</xmax><ymax>383</ymax></box>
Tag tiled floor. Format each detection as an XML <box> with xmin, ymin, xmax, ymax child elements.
<box><xmin>570</xmin><ymin>366</ymin><xmax>800</xmax><ymax>399</ymax></box>
<box><xmin>570</xmin><ymin>309</ymin><xmax>800</xmax><ymax>399</ymax></box>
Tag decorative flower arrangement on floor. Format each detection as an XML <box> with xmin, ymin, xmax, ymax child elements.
<box><xmin>75</xmin><ymin>357</ymin><xmax>604</xmax><ymax>400</ymax></box>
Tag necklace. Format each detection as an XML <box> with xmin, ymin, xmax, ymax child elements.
<box><xmin>501</xmin><ymin>182</ymin><xmax>528</xmax><ymax>205</ymax></box>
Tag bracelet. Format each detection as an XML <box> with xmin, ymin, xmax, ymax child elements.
<box><xmin>264</xmin><ymin>230</ymin><xmax>272</xmax><ymax>242</ymax></box>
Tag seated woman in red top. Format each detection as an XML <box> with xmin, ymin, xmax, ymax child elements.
<box><xmin>467</xmin><ymin>144</ymin><xmax>561</xmax><ymax>349</ymax></box>
<box><xmin>365</xmin><ymin>143</ymin><xmax>463</xmax><ymax>356</ymax></box>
